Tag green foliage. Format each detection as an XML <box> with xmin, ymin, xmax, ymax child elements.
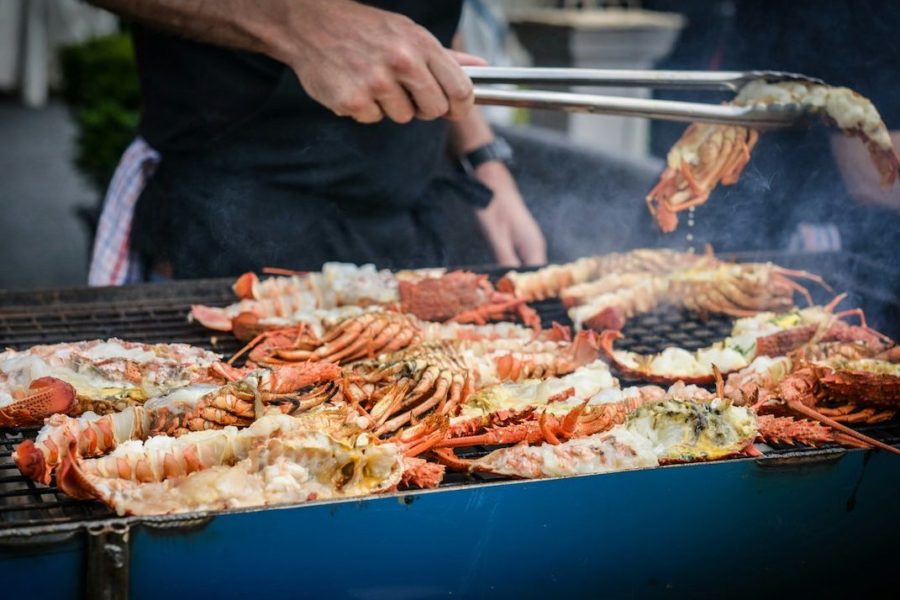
<box><xmin>59</xmin><ymin>33</ymin><xmax>141</xmax><ymax>192</ymax></box>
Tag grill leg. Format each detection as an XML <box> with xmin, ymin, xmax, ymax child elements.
<box><xmin>86</xmin><ymin>522</ymin><xmax>130</xmax><ymax>600</ymax></box>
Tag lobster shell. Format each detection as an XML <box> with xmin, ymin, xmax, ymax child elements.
<box><xmin>819</xmin><ymin>369</ymin><xmax>900</xmax><ymax>408</ymax></box>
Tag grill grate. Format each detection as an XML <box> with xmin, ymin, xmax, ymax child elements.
<box><xmin>1</xmin><ymin>427</ymin><xmax>111</xmax><ymax>529</ymax></box>
<box><xmin>1</xmin><ymin>274</ymin><xmax>897</xmax><ymax>532</ymax></box>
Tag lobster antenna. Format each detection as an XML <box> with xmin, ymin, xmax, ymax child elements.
<box><xmin>823</xmin><ymin>292</ymin><xmax>849</xmax><ymax>314</ymax></box>
<box><xmin>712</xmin><ymin>364</ymin><xmax>724</xmax><ymax>398</ymax></box>
<box><xmin>262</xmin><ymin>267</ymin><xmax>309</xmax><ymax>277</ymax></box>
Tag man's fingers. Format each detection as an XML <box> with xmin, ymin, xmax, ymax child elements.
<box><xmin>332</xmin><ymin>88</ymin><xmax>384</xmax><ymax>123</ymax></box>
<box><xmin>514</xmin><ymin>221</ymin><xmax>548</xmax><ymax>266</ymax></box>
<box><xmin>350</xmin><ymin>101</ymin><xmax>384</xmax><ymax>124</ymax></box>
<box><xmin>404</xmin><ymin>74</ymin><xmax>449</xmax><ymax>121</ymax></box>
<box><xmin>449</xmin><ymin>50</ymin><xmax>488</xmax><ymax>67</ymax></box>
<box><xmin>389</xmin><ymin>46</ymin><xmax>449</xmax><ymax>120</ymax></box>
<box><xmin>372</xmin><ymin>76</ymin><xmax>417</xmax><ymax>124</ymax></box>
<box><xmin>517</xmin><ymin>239</ymin><xmax>547</xmax><ymax>266</ymax></box>
<box><xmin>487</xmin><ymin>231</ymin><xmax>521</xmax><ymax>267</ymax></box>
<box><xmin>427</xmin><ymin>51</ymin><xmax>475</xmax><ymax>121</ymax></box>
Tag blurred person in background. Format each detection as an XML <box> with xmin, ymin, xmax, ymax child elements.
<box><xmin>86</xmin><ymin>0</ymin><xmax>546</xmax><ymax>285</ymax></box>
<box><xmin>647</xmin><ymin>0</ymin><xmax>900</xmax><ymax>263</ymax></box>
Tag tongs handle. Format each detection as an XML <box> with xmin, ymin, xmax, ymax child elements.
<box><xmin>473</xmin><ymin>88</ymin><xmax>804</xmax><ymax>129</ymax></box>
<box><xmin>464</xmin><ymin>67</ymin><xmax>823</xmax><ymax>91</ymax></box>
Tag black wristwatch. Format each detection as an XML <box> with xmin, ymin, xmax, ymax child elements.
<box><xmin>459</xmin><ymin>136</ymin><xmax>515</xmax><ymax>177</ymax></box>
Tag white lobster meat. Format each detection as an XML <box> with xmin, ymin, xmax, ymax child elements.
<box><xmin>56</xmin><ymin>414</ymin><xmax>404</xmax><ymax>516</ymax></box>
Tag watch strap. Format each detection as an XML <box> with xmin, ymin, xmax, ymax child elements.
<box><xmin>460</xmin><ymin>137</ymin><xmax>514</xmax><ymax>175</ymax></box>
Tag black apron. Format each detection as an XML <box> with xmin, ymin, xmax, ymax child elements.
<box><xmin>130</xmin><ymin>1</ymin><xmax>492</xmax><ymax>278</ymax></box>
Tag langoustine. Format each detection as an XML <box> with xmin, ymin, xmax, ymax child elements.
<box><xmin>432</xmin><ymin>359</ymin><xmax>758</xmax><ymax>474</ymax></box>
<box><xmin>647</xmin><ymin>81</ymin><xmax>900</xmax><ymax>232</ymax></box>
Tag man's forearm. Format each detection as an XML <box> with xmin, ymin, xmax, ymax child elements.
<box><xmin>448</xmin><ymin>108</ymin><xmax>495</xmax><ymax>156</ymax></box>
<box><xmin>88</xmin><ymin>0</ymin><xmax>299</xmax><ymax>63</ymax></box>
<box><xmin>89</xmin><ymin>0</ymin><xmax>477</xmax><ymax>124</ymax></box>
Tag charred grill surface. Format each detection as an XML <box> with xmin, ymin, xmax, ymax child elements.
<box><xmin>1</xmin><ymin>253</ymin><xmax>897</xmax><ymax>531</ymax></box>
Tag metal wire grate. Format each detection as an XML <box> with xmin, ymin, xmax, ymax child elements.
<box><xmin>0</xmin><ymin>300</ymin><xmax>241</xmax><ymax>354</ymax></box>
<box><xmin>0</xmin><ymin>272</ymin><xmax>897</xmax><ymax>532</ymax></box>
<box><xmin>1</xmin><ymin>428</ymin><xmax>111</xmax><ymax>529</ymax></box>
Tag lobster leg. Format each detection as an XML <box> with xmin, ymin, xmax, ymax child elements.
<box><xmin>322</xmin><ymin>318</ymin><xmax>399</xmax><ymax>363</ymax></box>
<box><xmin>440</xmin><ymin>373</ymin><xmax>468</xmax><ymax>416</ymax></box>
<box><xmin>435</xmin><ymin>422</ymin><xmax>543</xmax><ymax>448</ymax></box>
<box><xmin>229</xmin><ymin>327</ymin><xmax>296</xmax><ymax>365</ymax></box>
<box><xmin>369</xmin><ymin>382</ymin><xmax>412</xmax><ymax>427</ymax></box>
<box><xmin>867</xmin><ymin>410</ymin><xmax>897</xmax><ymax>424</ymax></box>
<box><xmin>392</xmin><ymin>416</ymin><xmax>449</xmax><ymax>458</ymax></box>
<box><xmin>786</xmin><ymin>400</ymin><xmax>900</xmax><ymax>455</ymax></box>
<box><xmin>816</xmin><ymin>405</ymin><xmax>856</xmax><ymax>417</ymax></box>
<box><xmin>774</xmin><ymin>267</ymin><xmax>833</xmax><ymax>294</ymax></box>
<box><xmin>431</xmin><ymin>447</ymin><xmax>476</xmax><ymax>471</ymax></box>
<box><xmin>374</xmin><ymin>377</ymin><xmax>450</xmax><ymax>436</ymax></box>
<box><xmin>838</xmin><ymin>408</ymin><xmax>877</xmax><ymax>424</ymax></box>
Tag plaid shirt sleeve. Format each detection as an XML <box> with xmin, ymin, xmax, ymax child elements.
<box><xmin>87</xmin><ymin>137</ymin><xmax>161</xmax><ymax>286</ymax></box>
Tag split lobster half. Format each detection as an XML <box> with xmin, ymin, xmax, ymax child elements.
<box><xmin>191</xmin><ymin>266</ymin><xmax>540</xmax><ymax>339</ymax></box>
<box><xmin>0</xmin><ymin>339</ymin><xmax>225</xmax><ymax>428</ymax></box>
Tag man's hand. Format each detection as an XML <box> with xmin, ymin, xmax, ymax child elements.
<box><xmin>89</xmin><ymin>0</ymin><xmax>483</xmax><ymax>124</ymax></box>
<box><xmin>281</xmin><ymin>1</ymin><xmax>483</xmax><ymax>124</ymax></box>
<box><xmin>830</xmin><ymin>132</ymin><xmax>900</xmax><ymax>211</ymax></box>
<box><xmin>474</xmin><ymin>162</ymin><xmax>547</xmax><ymax>267</ymax></box>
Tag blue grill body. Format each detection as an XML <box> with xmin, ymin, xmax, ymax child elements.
<box><xmin>4</xmin><ymin>449</ymin><xmax>899</xmax><ymax>597</ymax></box>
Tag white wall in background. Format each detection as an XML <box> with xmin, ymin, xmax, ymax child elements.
<box><xmin>0</xmin><ymin>0</ymin><xmax>24</xmax><ymax>89</ymax></box>
<box><xmin>460</xmin><ymin>0</ymin><xmax>532</xmax><ymax>125</ymax></box>
<box><xmin>496</xmin><ymin>5</ymin><xmax>685</xmax><ymax>160</ymax></box>
<box><xmin>565</xmin><ymin>20</ymin><xmax>683</xmax><ymax>159</ymax></box>
<box><xmin>0</xmin><ymin>0</ymin><xmax>117</xmax><ymax>106</ymax></box>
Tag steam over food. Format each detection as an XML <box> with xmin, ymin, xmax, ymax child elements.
<box><xmin>646</xmin><ymin>81</ymin><xmax>900</xmax><ymax>232</ymax></box>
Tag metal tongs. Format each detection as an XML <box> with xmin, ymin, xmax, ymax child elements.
<box><xmin>465</xmin><ymin>67</ymin><xmax>824</xmax><ymax>129</ymax></box>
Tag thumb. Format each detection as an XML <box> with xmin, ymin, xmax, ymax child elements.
<box><xmin>518</xmin><ymin>242</ymin><xmax>547</xmax><ymax>266</ymax></box>
<box><xmin>512</xmin><ymin>217</ymin><xmax>548</xmax><ymax>266</ymax></box>
<box><xmin>449</xmin><ymin>50</ymin><xmax>488</xmax><ymax>67</ymax></box>
<box><xmin>490</xmin><ymin>235</ymin><xmax>521</xmax><ymax>268</ymax></box>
